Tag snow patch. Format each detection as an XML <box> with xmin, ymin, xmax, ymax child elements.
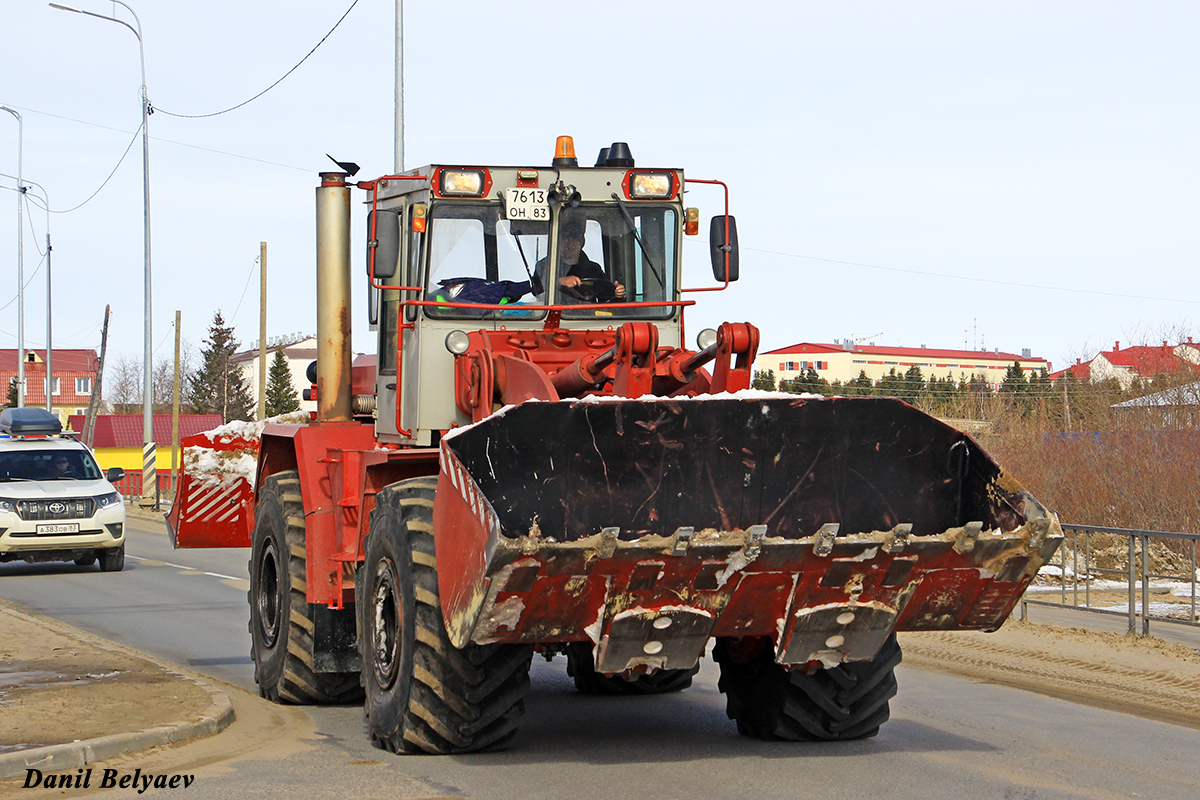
<box><xmin>183</xmin><ymin>445</ymin><xmax>257</xmax><ymax>490</ymax></box>
<box><xmin>201</xmin><ymin>410</ymin><xmax>309</xmax><ymax>444</ymax></box>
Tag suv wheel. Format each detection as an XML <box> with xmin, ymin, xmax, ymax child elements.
<box><xmin>99</xmin><ymin>544</ymin><xmax>125</xmax><ymax>572</ymax></box>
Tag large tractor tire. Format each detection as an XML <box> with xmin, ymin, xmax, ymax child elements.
<box><xmin>361</xmin><ymin>478</ymin><xmax>534</xmax><ymax>755</ymax></box>
<box><xmin>249</xmin><ymin>471</ymin><xmax>362</xmax><ymax>704</ymax></box>
<box><xmin>565</xmin><ymin>642</ymin><xmax>698</xmax><ymax>695</ymax></box>
<box><xmin>713</xmin><ymin>634</ymin><xmax>901</xmax><ymax>741</ymax></box>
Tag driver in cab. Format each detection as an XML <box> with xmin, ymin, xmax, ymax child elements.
<box><xmin>536</xmin><ymin>216</ymin><xmax>625</xmax><ymax>303</ymax></box>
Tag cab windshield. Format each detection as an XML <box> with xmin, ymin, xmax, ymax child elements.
<box><xmin>422</xmin><ymin>203</ymin><xmax>677</xmax><ymax>320</ymax></box>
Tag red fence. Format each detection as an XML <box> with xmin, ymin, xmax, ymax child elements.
<box><xmin>112</xmin><ymin>470</ymin><xmax>180</xmax><ymax>505</ymax></box>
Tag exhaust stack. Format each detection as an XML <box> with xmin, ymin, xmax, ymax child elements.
<box><xmin>315</xmin><ymin>172</ymin><xmax>353</xmax><ymax>422</ymax></box>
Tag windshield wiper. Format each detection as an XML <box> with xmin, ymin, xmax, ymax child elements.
<box><xmin>610</xmin><ymin>192</ymin><xmax>665</xmax><ymax>290</ymax></box>
<box><xmin>512</xmin><ymin>235</ymin><xmax>543</xmax><ymax>295</ymax></box>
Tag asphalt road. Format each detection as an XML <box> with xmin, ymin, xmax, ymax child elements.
<box><xmin>2</xmin><ymin>514</ymin><xmax>1198</xmax><ymax>800</ymax></box>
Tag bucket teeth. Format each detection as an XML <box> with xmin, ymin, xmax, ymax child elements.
<box><xmin>954</xmin><ymin>520</ymin><xmax>984</xmax><ymax>554</ymax></box>
<box><xmin>742</xmin><ymin>524</ymin><xmax>767</xmax><ymax>560</ymax></box>
<box><xmin>885</xmin><ymin>523</ymin><xmax>913</xmax><ymax>554</ymax></box>
<box><xmin>1029</xmin><ymin>518</ymin><xmax>1051</xmax><ymax>550</ymax></box>
<box><xmin>813</xmin><ymin>523</ymin><xmax>840</xmax><ymax>556</ymax></box>
<box><xmin>597</xmin><ymin>527</ymin><xmax>620</xmax><ymax>559</ymax></box>
<box><xmin>670</xmin><ymin>526</ymin><xmax>694</xmax><ymax>556</ymax></box>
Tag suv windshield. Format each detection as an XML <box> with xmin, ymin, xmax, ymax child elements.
<box><xmin>0</xmin><ymin>449</ymin><xmax>102</xmax><ymax>481</ymax></box>
<box><xmin>422</xmin><ymin>202</ymin><xmax>677</xmax><ymax>320</ymax></box>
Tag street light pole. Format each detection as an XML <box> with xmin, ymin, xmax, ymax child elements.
<box><xmin>29</xmin><ymin>187</ymin><xmax>51</xmax><ymax>415</ymax></box>
<box><xmin>51</xmin><ymin>1</ymin><xmax>155</xmax><ymax>504</ymax></box>
<box><xmin>1</xmin><ymin>105</ymin><xmax>25</xmax><ymax>408</ymax></box>
<box><xmin>16</xmin><ymin>180</ymin><xmax>53</xmax><ymax>415</ymax></box>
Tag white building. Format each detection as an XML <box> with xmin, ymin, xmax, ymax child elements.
<box><xmin>232</xmin><ymin>333</ymin><xmax>317</xmax><ymax>414</ymax></box>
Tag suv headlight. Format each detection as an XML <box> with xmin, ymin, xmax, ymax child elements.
<box><xmin>0</xmin><ymin>498</ymin><xmax>16</xmax><ymax>514</ymax></box>
<box><xmin>96</xmin><ymin>491</ymin><xmax>122</xmax><ymax>509</ymax></box>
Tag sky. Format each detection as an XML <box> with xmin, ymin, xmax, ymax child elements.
<box><xmin>2</xmin><ymin>0</ymin><xmax>1199</xmax><ymax>386</ymax></box>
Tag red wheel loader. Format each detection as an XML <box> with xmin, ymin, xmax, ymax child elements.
<box><xmin>168</xmin><ymin>137</ymin><xmax>1062</xmax><ymax>754</ymax></box>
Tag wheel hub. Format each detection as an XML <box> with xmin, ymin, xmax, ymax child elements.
<box><xmin>371</xmin><ymin>557</ymin><xmax>401</xmax><ymax>690</ymax></box>
<box><xmin>257</xmin><ymin>539</ymin><xmax>281</xmax><ymax>647</ymax></box>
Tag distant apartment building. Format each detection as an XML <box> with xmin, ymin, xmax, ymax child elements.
<box><xmin>755</xmin><ymin>341</ymin><xmax>1051</xmax><ymax>390</ymax></box>
<box><xmin>0</xmin><ymin>348</ymin><xmax>99</xmax><ymax>424</ymax></box>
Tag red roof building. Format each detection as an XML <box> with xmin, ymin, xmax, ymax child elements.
<box><xmin>1047</xmin><ymin>360</ymin><xmax>1092</xmax><ymax>383</ymax></box>
<box><xmin>0</xmin><ymin>349</ymin><xmax>100</xmax><ymax>419</ymax></box>
<box><xmin>66</xmin><ymin>414</ymin><xmax>224</xmax><ymax>448</ymax></box>
<box><xmin>1071</xmin><ymin>340</ymin><xmax>1200</xmax><ymax>388</ymax></box>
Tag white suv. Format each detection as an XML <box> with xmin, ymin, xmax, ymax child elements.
<box><xmin>0</xmin><ymin>408</ymin><xmax>127</xmax><ymax>571</ymax></box>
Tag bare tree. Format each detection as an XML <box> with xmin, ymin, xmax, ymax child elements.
<box><xmin>104</xmin><ymin>355</ymin><xmax>142</xmax><ymax>414</ymax></box>
<box><xmin>153</xmin><ymin>357</ymin><xmax>174</xmax><ymax>411</ymax></box>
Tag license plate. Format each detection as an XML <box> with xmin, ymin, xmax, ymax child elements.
<box><xmin>37</xmin><ymin>523</ymin><xmax>80</xmax><ymax>535</ymax></box>
<box><xmin>504</xmin><ymin>188</ymin><xmax>549</xmax><ymax>221</ymax></box>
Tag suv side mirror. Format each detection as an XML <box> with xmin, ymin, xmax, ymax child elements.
<box><xmin>106</xmin><ymin>467</ymin><xmax>126</xmax><ymax>483</ymax></box>
<box><xmin>709</xmin><ymin>215</ymin><xmax>739</xmax><ymax>282</ymax></box>
<box><xmin>367</xmin><ymin>210</ymin><xmax>401</xmax><ymax>280</ymax></box>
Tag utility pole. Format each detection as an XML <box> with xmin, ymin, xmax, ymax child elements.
<box><xmin>1063</xmin><ymin>381</ymin><xmax>1072</xmax><ymax>431</ymax></box>
<box><xmin>83</xmin><ymin>305</ymin><xmax>110</xmax><ymax>448</ymax></box>
<box><xmin>45</xmin><ymin>218</ymin><xmax>52</xmax><ymax>415</ymax></box>
<box><xmin>171</xmin><ymin>310</ymin><xmax>181</xmax><ymax>494</ymax></box>
<box><xmin>257</xmin><ymin>242</ymin><xmax>267</xmax><ymax>419</ymax></box>
<box><xmin>395</xmin><ymin>0</ymin><xmax>404</xmax><ymax>173</ymax></box>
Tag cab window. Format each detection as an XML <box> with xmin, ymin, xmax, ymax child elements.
<box><xmin>423</xmin><ymin>203</ymin><xmax>547</xmax><ymax>320</ymax></box>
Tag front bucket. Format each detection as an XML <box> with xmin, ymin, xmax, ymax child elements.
<box><xmin>431</xmin><ymin>394</ymin><xmax>1059</xmax><ymax>661</ymax></box>
<box><xmin>444</xmin><ymin>395</ymin><xmax>1033</xmax><ymax>543</ymax></box>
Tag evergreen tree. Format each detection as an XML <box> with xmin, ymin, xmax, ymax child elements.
<box><xmin>844</xmin><ymin>369</ymin><xmax>874</xmax><ymax>396</ymax></box>
<box><xmin>876</xmin><ymin>368</ymin><xmax>907</xmax><ymax>398</ymax></box>
<box><xmin>4</xmin><ymin>377</ymin><xmax>17</xmax><ymax>409</ymax></box>
<box><xmin>1000</xmin><ymin>361</ymin><xmax>1033</xmax><ymax>414</ymax></box>
<box><xmin>902</xmin><ymin>365</ymin><xmax>924</xmax><ymax>402</ymax></box>
<box><xmin>1001</xmin><ymin>361</ymin><xmax>1030</xmax><ymax>394</ymax></box>
<box><xmin>751</xmin><ymin>368</ymin><xmax>776</xmax><ymax>391</ymax></box>
<box><xmin>187</xmin><ymin>311</ymin><xmax>254</xmax><ymax>423</ymax></box>
<box><xmin>800</xmin><ymin>367</ymin><xmax>831</xmax><ymax>396</ymax></box>
<box><xmin>265</xmin><ymin>346</ymin><xmax>301</xmax><ymax>417</ymax></box>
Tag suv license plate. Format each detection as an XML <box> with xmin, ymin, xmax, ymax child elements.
<box><xmin>504</xmin><ymin>188</ymin><xmax>548</xmax><ymax>220</ymax></box>
<box><xmin>37</xmin><ymin>523</ymin><xmax>80</xmax><ymax>535</ymax></box>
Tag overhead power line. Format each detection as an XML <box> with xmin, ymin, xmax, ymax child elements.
<box><xmin>154</xmin><ymin>0</ymin><xmax>361</xmax><ymax>119</ymax></box>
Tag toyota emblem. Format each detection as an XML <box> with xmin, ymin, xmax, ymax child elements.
<box><xmin>48</xmin><ymin>501</ymin><xmax>66</xmax><ymax>514</ymax></box>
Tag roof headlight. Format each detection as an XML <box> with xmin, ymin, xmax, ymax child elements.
<box><xmin>628</xmin><ymin>171</ymin><xmax>675</xmax><ymax>199</ymax></box>
<box><xmin>445</xmin><ymin>330</ymin><xmax>471</xmax><ymax>355</ymax></box>
<box><xmin>438</xmin><ymin>168</ymin><xmax>487</xmax><ymax>197</ymax></box>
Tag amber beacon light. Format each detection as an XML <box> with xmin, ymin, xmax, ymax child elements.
<box><xmin>552</xmin><ymin>136</ymin><xmax>578</xmax><ymax>167</ymax></box>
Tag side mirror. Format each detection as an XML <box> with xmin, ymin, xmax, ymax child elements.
<box><xmin>105</xmin><ymin>467</ymin><xmax>125</xmax><ymax>483</ymax></box>
<box><xmin>367</xmin><ymin>210</ymin><xmax>401</xmax><ymax>280</ymax></box>
<box><xmin>709</xmin><ymin>215</ymin><xmax>739</xmax><ymax>282</ymax></box>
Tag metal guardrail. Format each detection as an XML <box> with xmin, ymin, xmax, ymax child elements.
<box><xmin>1021</xmin><ymin>523</ymin><xmax>1199</xmax><ymax>635</ymax></box>
<box><xmin>113</xmin><ymin>471</ymin><xmax>178</xmax><ymax>509</ymax></box>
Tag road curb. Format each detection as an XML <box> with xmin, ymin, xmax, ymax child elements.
<box><xmin>0</xmin><ymin>604</ymin><xmax>236</xmax><ymax>781</ymax></box>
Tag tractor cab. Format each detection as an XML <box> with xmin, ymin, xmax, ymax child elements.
<box><xmin>360</xmin><ymin>137</ymin><xmax>736</xmax><ymax>445</ymax></box>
